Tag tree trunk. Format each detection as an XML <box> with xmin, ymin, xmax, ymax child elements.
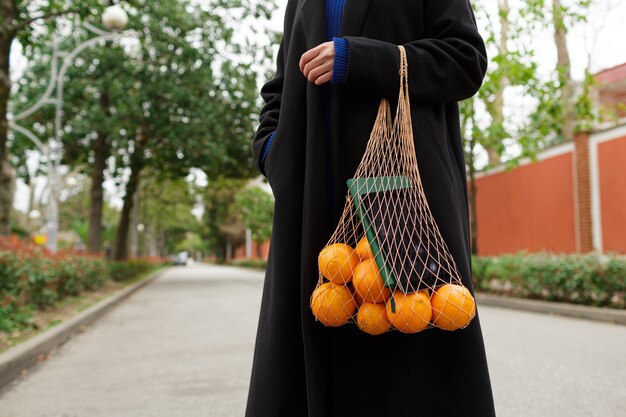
<box><xmin>463</xmin><ymin>98</ymin><xmax>479</xmax><ymax>256</ymax></box>
<box><xmin>256</xmin><ymin>240</ymin><xmax>263</xmax><ymax>259</ymax></box>
<box><xmin>113</xmin><ymin>148</ymin><xmax>143</xmax><ymax>261</ymax></box>
<box><xmin>25</xmin><ymin>178</ymin><xmax>35</xmax><ymax>230</ymax></box>
<box><xmin>148</xmin><ymin>223</ymin><xmax>158</xmax><ymax>257</ymax></box>
<box><xmin>87</xmin><ymin>85</ymin><xmax>112</xmax><ymax>253</ymax></box>
<box><xmin>0</xmin><ymin>4</ymin><xmax>16</xmax><ymax>236</ymax></box>
<box><xmin>468</xmin><ymin>136</ymin><xmax>478</xmax><ymax>256</ymax></box>
<box><xmin>88</xmin><ymin>2</ymin><xmax>116</xmax><ymax>252</ymax></box>
<box><xmin>129</xmin><ymin>184</ymin><xmax>139</xmax><ymax>258</ymax></box>
<box><xmin>486</xmin><ymin>0</ymin><xmax>509</xmax><ymax>166</ymax></box>
<box><xmin>552</xmin><ymin>0</ymin><xmax>575</xmax><ymax>143</ymax></box>
<box><xmin>159</xmin><ymin>227</ymin><xmax>166</xmax><ymax>259</ymax></box>
<box><xmin>87</xmin><ymin>130</ymin><xmax>109</xmax><ymax>253</ymax></box>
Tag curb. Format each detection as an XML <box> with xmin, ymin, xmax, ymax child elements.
<box><xmin>0</xmin><ymin>268</ymin><xmax>167</xmax><ymax>390</ymax></box>
<box><xmin>476</xmin><ymin>291</ymin><xmax>626</xmax><ymax>326</ymax></box>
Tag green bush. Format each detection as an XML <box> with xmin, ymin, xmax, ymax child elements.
<box><xmin>0</xmin><ymin>251</ymin><xmax>26</xmax><ymax>307</ymax></box>
<box><xmin>472</xmin><ymin>251</ymin><xmax>626</xmax><ymax>309</ymax></box>
<box><xmin>108</xmin><ymin>259</ymin><xmax>160</xmax><ymax>282</ymax></box>
<box><xmin>0</xmin><ymin>236</ymin><xmax>163</xmax><ymax>334</ymax></box>
<box><xmin>0</xmin><ymin>304</ymin><xmax>33</xmax><ymax>333</ymax></box>
<box><xmin>228</xmin><ymin>258</ymin><xmax>267</xmax><ymax>269</ymax></box>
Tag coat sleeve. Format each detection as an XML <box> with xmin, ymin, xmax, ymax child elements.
<box><xmin>252</xmin><ymin>38</ymin><xmax>285</xmax><ymax>177</ymax></box>
<box><xmin>342</xmin><ymin>0</ymin><xmax>487</xmax><ymax>103</ymax></box>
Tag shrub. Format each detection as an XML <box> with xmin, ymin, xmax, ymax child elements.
<box><xmin>0</xmin><ymin>236</ymin><xmax>164</xmax><ymax>333</ymax></box>
<box><xmin>108</xmin><ymin>258</ymin><xmax>161</xmax><ymax>282</ymax></box>
<box><xmin>472</xmin><ymin>251</ymin><xmax>626</xmax><ymax>309</ymax></box>
<box><xmin>229</xmin><ymin>258</ymin><xmax>267</xmax><ymax>269</ymax></box>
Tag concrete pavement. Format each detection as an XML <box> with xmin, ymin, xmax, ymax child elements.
<box><xmin>0</xmin><ymin>263</ymin><xmax>624</xmax><ymax>417</ymax></box>
<box><xmin>480</xmin><ymin>302</ymin><xmax>626</xmax><ymax>417</ymax></box>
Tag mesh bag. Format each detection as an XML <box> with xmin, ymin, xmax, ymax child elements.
<box><xmin>310</xmin><ymin>46</ymin><xmax>476</xmax><ymax>335</ymax></box>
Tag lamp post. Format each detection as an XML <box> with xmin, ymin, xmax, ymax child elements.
<box><xmin>8</xmin><ymin>5</ymin><xmax>131</xmax><ymax>253</ymax></box>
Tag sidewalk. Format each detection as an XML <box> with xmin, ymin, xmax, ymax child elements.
<box><xmin>0</xmin><ymin>264</ymin><xmax>263</xmax><ymax>417</ymax></box>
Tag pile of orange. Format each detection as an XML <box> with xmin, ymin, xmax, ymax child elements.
<box><xmin>312</xmin><ymin>236</ymin><xmax>477</xmax><ymax>334</ymax></box>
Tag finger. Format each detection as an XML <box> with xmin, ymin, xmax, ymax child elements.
<box><xmin>299</xmin><ymin>45</ymin><xmax>322</xmax><ymax>72</ymax></box>
<box><xmin>307</xmin><ymin>61</ymin><xmax>333</xmax><ymax>83</ymax></box>
<box><xmin>303</xmin><ymin>53</ymin><xmax>330</xmax><ymax>78</ymax></box>
<box><xmin>314</xmin><ymin>71</ymin><xmax>333</xmax><ymax>85</ymax></box>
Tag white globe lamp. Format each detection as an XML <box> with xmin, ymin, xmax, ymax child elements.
<box><xmin>102</xmin><ymin>5</ymin><xmax>128</xmax><ymax>31</ymax></box>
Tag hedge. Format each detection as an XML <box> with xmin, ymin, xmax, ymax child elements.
<box><xmin>472</xmin><ymin>251</ymin><xmax>626</xmax><ymax>309</ymax></box>
<box><xmin>228</xmin><ymin>258</ymin><xmax>267</xmax><ymax>269</ymax></box>
<box><xmin>227</xmin><ymin>252</ymin><xmax>626</xmax><ymax>309</ymax></box>
<box><xmin>0</xmin><ymin>236</ymin><xmax>163</xmax><ymax>333</ymax></box>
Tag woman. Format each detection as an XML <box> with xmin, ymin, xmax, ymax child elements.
<box><xmin>245</xmin><ymin>1</ymin><xmax>496</xmax><ymax>416</ymax></box>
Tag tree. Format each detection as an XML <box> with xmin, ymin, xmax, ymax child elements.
<box><xmin>133</xmin><ymin>174</ymin><xmax>200</xmax><ymax>258</ymax></box>
<box><xmin>462</xmin><ymin>0</ymin><xmax>595</xmax><ymax>254</ymax></box>
<box><xmin>109</xmin><ymin>0</ymin><xmax>270</xmax><ymax>260</ymax></box>
<box><xmin>12</xmin><ymin>27</ymin><xmax>131</xmax><ymax>254</ymax></box>
<box><xmin>232</xmin><ymin>185</ymin><xmax>273</xmax><ymax>257</ymax></box>
<box><xmin>522</xmin><ymin>0</ymin><xmax>592</xmax><ymax>144</ymax></box>
<box><xmin>462</xmin><ymin>1</ymin><xmax>542</xmax><ymax>253</ymax></box>
<box><xmin>203</xmin><ymin>177</ymin><xmax>248</xmax><ymax>262</ymax></box>
<box><xmin>470</xmin><ymin>1</ymin><xmax>543</xmax><ymax>168</ymax></box>
<box><xmin>174</xmin><ymin>233</ymin><xmax>205</xmax><ymax>258</ymax></box>
<box><xmin>10</xmin><ymin>0</ymin><xmax>275</xmax><ymax>260</ymax></box>
<box><xmin>484</xmin><ymin>0</ymin><xmax>510</xmax><ymax>166</ymax></box>
<box><xmin>0</xmin><ymin>1</ymin><xmax>106</xmax><ymax>236</ymax></box>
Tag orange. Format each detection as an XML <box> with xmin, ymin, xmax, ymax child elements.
<box><xmin>386</xmin><ymin>290</ymin><xmax>432</xmax><ymax>333</ymax></box>
<box><xmin>311</xmin><ymin>282</ymin><xmax>357</xmax><ymax>327</ymax></box>
<box><xmin>431</xmin><ymin>284</ymin><xmax>476</xmax><ymax>331</ymax></box>
<box><xmin>318</xmin><ymin>243</ymin><xmax>359</xmax><ymax>284</ymax></box>
<box><xmin>351</xmin><ymin>285</ymin><xmax>364</xmax><ymax>307</ymax></box>
<box><xmin>357</xmin><ymin>302</ymin><xmax>391</xmax><ymax>335</ymax></box>
<box><xmin>354</xmin><ymin>236</ymin><xmax>374</xmax><ymax>260</ymax></box>
<box><xmin>353</xmin><ymin>259</ymin><xmax>391</xmax><ymax>303</ymax></box>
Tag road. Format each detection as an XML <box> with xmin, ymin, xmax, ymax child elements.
<box><xmin>0</xmin><ymin>263</ymin><xmax>624</xmax><ymax>417</ymax></box>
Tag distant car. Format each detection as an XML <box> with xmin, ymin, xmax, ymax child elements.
<box><xmin>172</xmin><ymin>251</ymin><xmax>189</xmax><ymax>266</ymax></box>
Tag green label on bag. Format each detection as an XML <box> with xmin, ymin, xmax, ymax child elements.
<box><xmin>346</xmin><ymin>176</ymin><xmax>412</xmax><ymax>289</ymax></box>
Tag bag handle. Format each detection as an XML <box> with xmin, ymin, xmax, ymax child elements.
<box><xmin>398</xmin><ymin>45</ymin><xmax>408</xmax><ymax>92</ymax></box>
<box><xmin>395</xmin><ymin>45</ymin><xmax>412</xmax><ymax>135</ymax></box>
<box><xmin>360</xmin><ymin>45</ymin><xmax>412</xmax><ymax>163</ymax></box>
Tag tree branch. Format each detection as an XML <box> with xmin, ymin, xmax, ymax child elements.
<box><xmin>7</xmin><ymin>9</ymin><xmax>80</xmax><ymax>33</ymax></box>
<box><xmin>4</xmin><ymin>0</ymin><xmax>130</xmax><ymax>34</ymax></box>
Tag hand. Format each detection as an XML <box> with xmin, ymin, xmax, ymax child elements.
<box><xmin>299</xmin><ymin>41</ymin><xmax>335</xmax><ymax>85</ymax></box>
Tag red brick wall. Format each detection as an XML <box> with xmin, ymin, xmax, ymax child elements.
<box><xmin>232</xmin><ymin>240</ymin><xmax>270</xmax><ymax>260</ymax></box>
<box><xmin>472</xmin><ymin>150</ymin><xmax>577</xmax><ymax>255</ymax></box>
<box><xmin>597</xmin><ymin>134</ymin><xmax>626</xmax><ymax>253</ymax></box>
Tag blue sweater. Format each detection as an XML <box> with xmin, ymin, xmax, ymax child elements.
<box><xmin>260</xmin><ymin>0</ymin><xmax>348</xmax><ymax>169</ymax></box>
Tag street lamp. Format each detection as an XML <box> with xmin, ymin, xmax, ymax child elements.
<box><xmin>8</xmin><ymin>6</ymin><xmax>132</xmax><ymax>253</ymax></box>
<box><xmin>102</xmin><ymin>5</ymin><xmax>129</xmax><ymax>31</ymax></box>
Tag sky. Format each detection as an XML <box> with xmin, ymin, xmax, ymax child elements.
<box><xmin>12</xmin><ymin>0</ymin><xmax>626</xmax><ymax>214</ymax></box>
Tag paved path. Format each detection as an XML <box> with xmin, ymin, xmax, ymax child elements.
<box><xmin>0</xmin><ymin>264</ymin><xmax>624</xmax><ymax>417</ymax></box>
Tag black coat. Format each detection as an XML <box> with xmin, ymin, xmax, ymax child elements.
<box><xmin>246</xmin><ymin>1</ymin><xmax>496</xmax><ymax>416</ymax></box>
